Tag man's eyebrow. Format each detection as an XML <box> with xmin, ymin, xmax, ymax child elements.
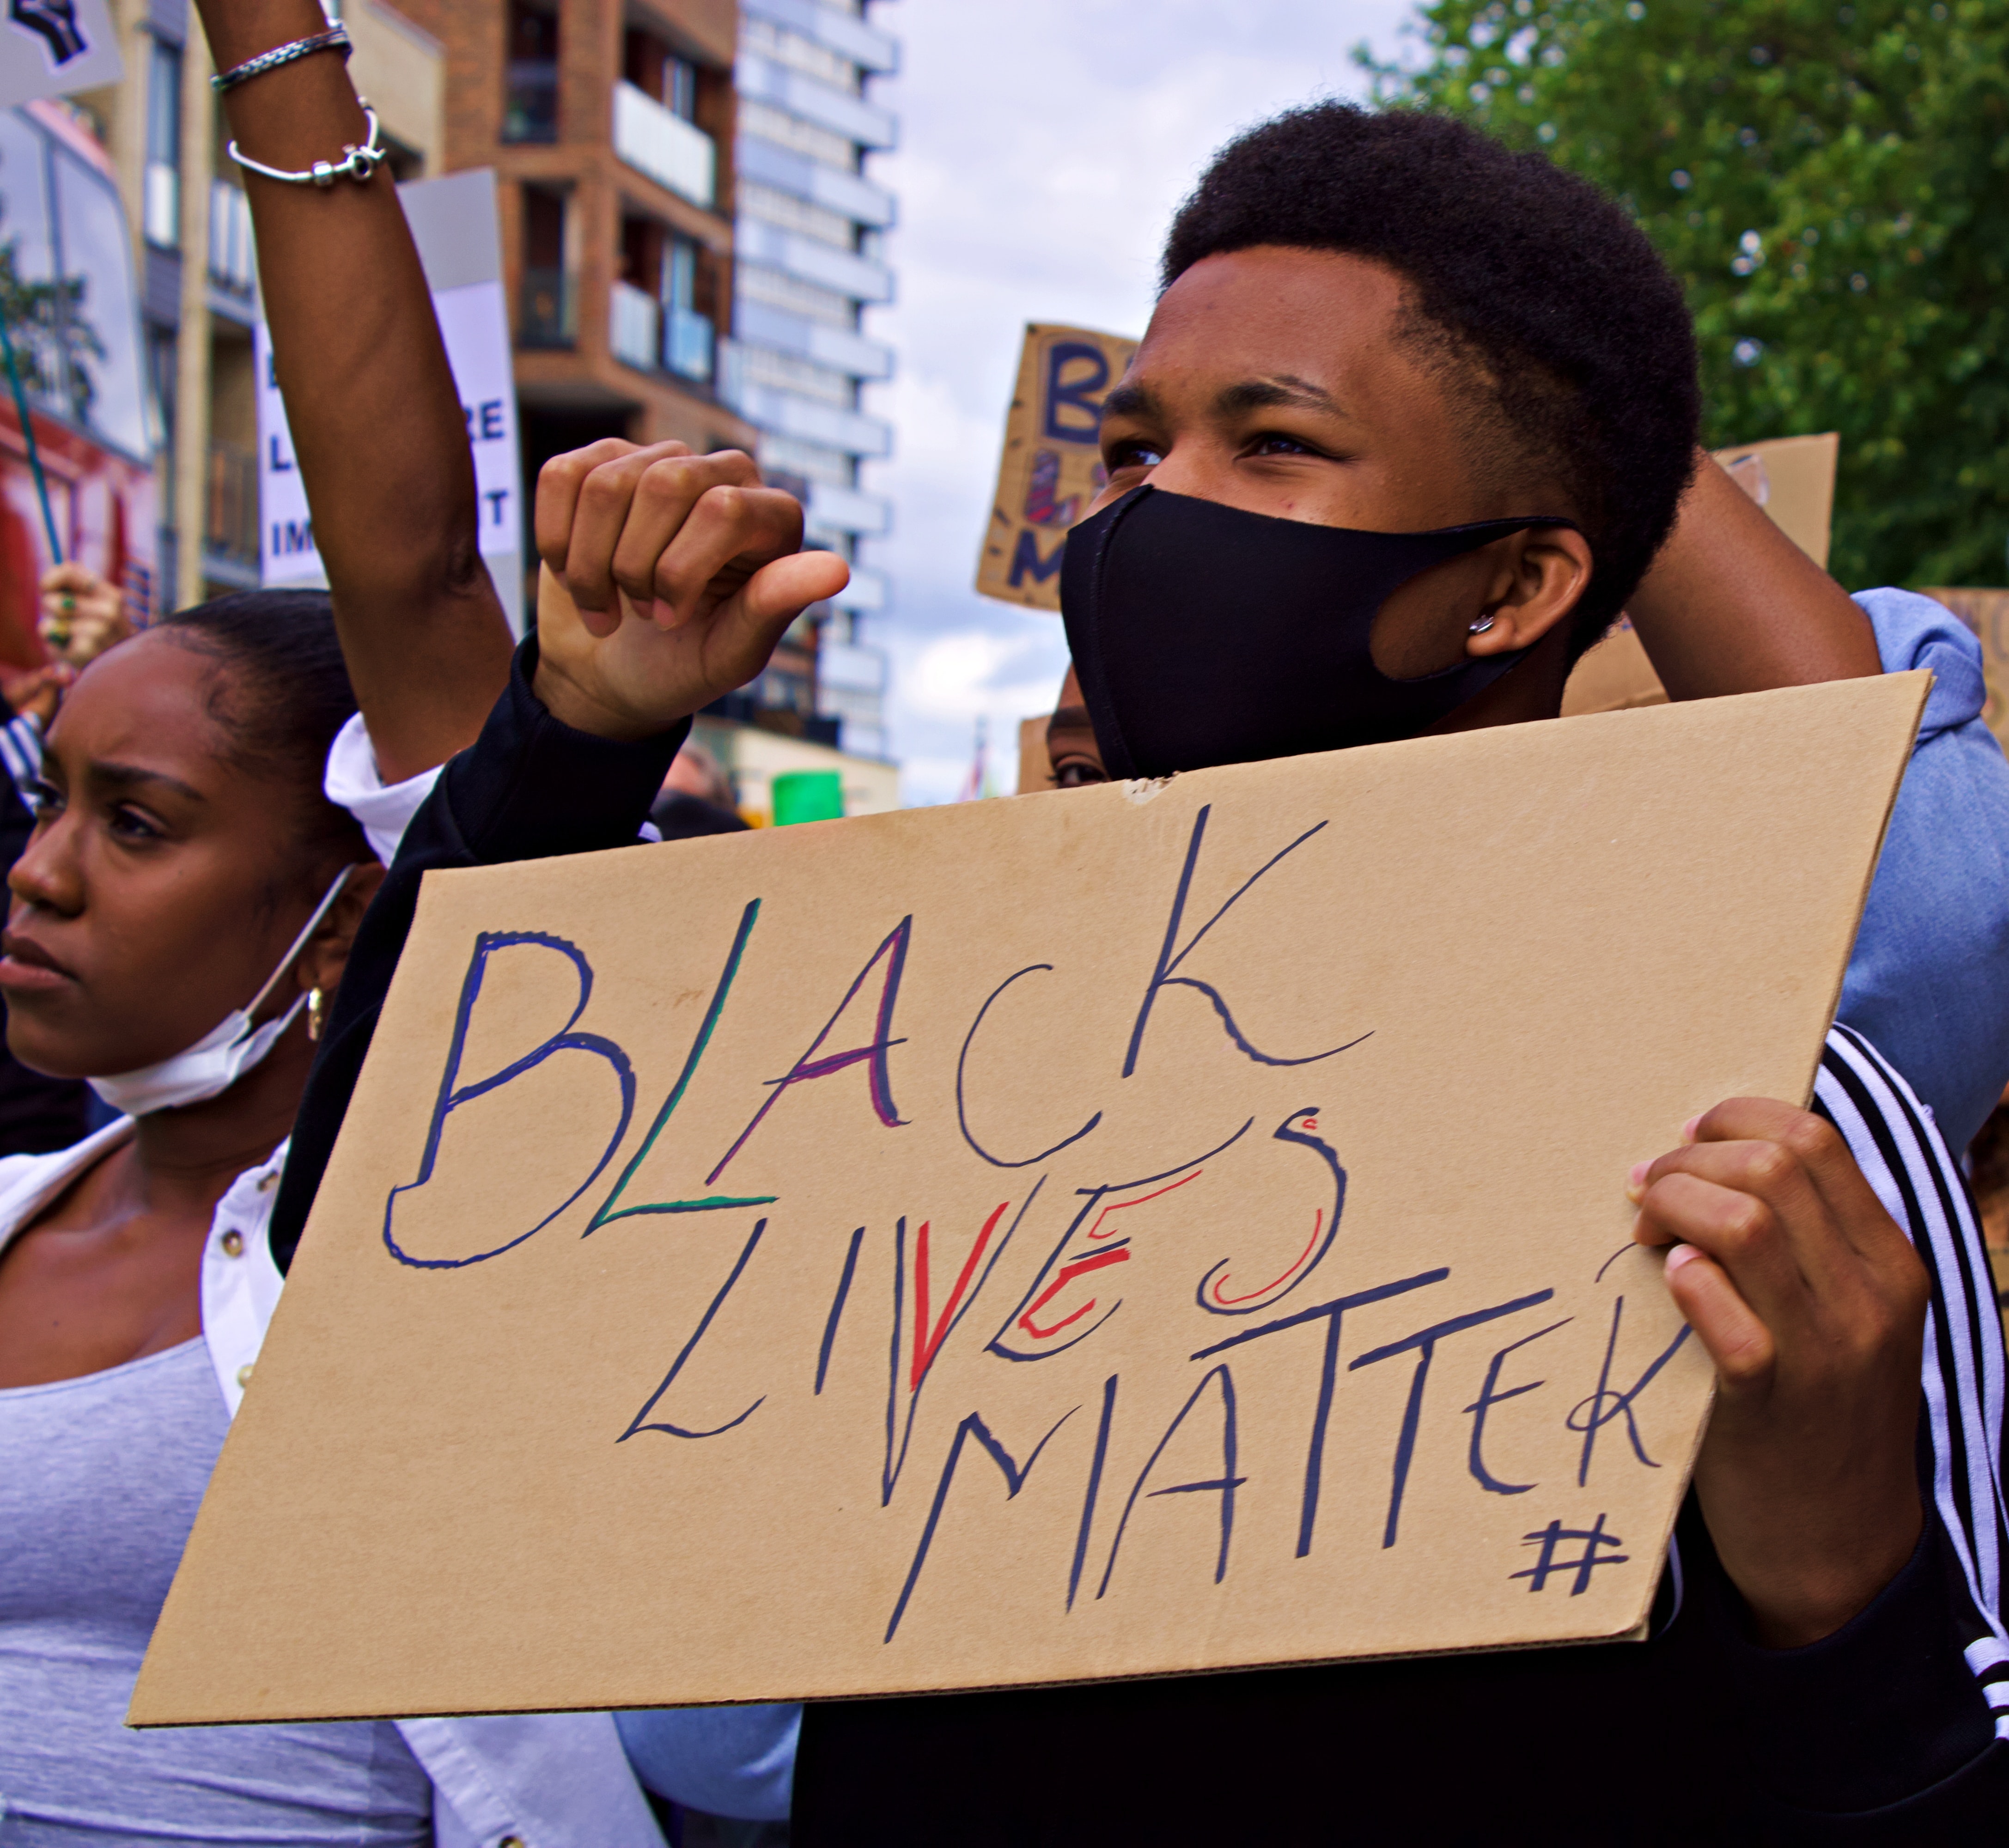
<box><xmin>86</xmin><ymin>760</ymin><xmax>206</xmax><ymax>802</ymax></box>
<box><xmin>1048</xmin><ymin>705</ymin><xmax>1095</xmax><ymax>730</ymax></box>
<box><xmin>1099</xmin><ymin>381</ymin><xmax>1161</xmax><ymax>422</ymax></box>
<box><xmin>1214</xmin><ymin>375</ymin><xmax>1346</xmax><ymax>417</ymax></box>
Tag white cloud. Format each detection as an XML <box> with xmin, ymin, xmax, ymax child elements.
<box><xmin>853</xmin><ymin>0</ymin><xmax>1419</xmax><ymax>804</ymax></box>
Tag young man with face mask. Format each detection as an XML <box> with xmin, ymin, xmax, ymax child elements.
<box><xmin>266</xmin><ymin>105</ymin><xmax>2007</xmax><ymax>1843</ymax></box>
<box><xmin>798</xmin><ymin>105</ymin><xmax>2009</xmax><ymax>1840</ymax></box>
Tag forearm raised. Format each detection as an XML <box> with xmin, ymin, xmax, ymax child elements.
<box><xmin>1625</xmin><ymin>448</ymin><xmax>1878</xmax><ymax>699</ymax></box>
<box><xmin>195</xmin><ymin>0</ymin><xmax>512</xmax><ymax>779</ymax></box>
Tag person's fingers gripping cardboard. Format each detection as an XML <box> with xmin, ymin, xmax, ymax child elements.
<box><xmin>1629</xmin><ymin>1097</ymin><xmax>1930</xmax><ymax>1645</ymax></box>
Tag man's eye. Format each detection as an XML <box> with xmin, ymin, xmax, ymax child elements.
<box><xmin>24</xmin><ymin>778</ymin><xmax>61</xmax><ymax>818</ymax></box>
<box><xmin>1053</xmin><ymin>757</ymin><xmax>1109</xmax><ymax>789</ymax></box>
<box><xmin>1248</xmin><ymin>432</ymin><xmax>1322</xmax><ymax>458</ymax></box>
<box><xmin>1105</xmin><ymin>440</ymin><xmax>1163</xmax><ymax>472</ymax></box>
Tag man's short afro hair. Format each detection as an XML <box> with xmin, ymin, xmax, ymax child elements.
<box><xmin>1162</xmin><ymin>103</ymin><xmax>1700</xmax><ymax>655</ymax></box>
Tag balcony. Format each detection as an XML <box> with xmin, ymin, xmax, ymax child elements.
<box><xmin>736</xmin><ymin>131</ymin><xmax>896</xmax><ymax>229</ymax></box>
<box><xmin>613</xmin><ymin>80</ymin><xmax>714</xmax><ymax>209</ymax></box>
<box><xmin>505</xmin><ymin>60</ymin><xmax>558</xmax><ymax>143</ymax></box>
<box><xmin>204</xmin><ymin>439</ymin><xmax>257</xmax><ymax>573</ymax></box>
<box><xmin>735</xmin><ymin>52</ymin><xmax>897</xmax><ymax>151</ymax></box>
<box><xmin>731</xmin><ymin>381</ymin><xmax>892</xmax><ymax>459</ymax></box>
<box><xmin>740</xmin><ymin>0</ymin><xmax>900</xmax><ymax>74</ymax></box>
<box><xmin>519</xmin><ymin>267</ymin><xmax>575</xmax><ymax>348</ymax></box>
<box><xmin>735</xmin><ymin>216</ymin><xmax>892</xmax><ymax>305</ymax></box>
<box><xmin>609</xmin><ymin>279</ymin><xmax>659</xmax><ymax>372</ymax></box>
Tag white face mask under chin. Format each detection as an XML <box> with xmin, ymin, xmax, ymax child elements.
<box><xmin>86</xmin><ymin>866</ymin><xmax>358</xmax><ymax>1119</ymax></box>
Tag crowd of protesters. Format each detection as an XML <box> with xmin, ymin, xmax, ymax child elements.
<box><xmin>0</xmin><ymin>1</ymin><xmax>2007</xmax><ymax>1842</ymax></box>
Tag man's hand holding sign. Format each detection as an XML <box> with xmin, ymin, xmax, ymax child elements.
<box><xmin>1632</xmin><ymin>1101</ymin><xmax>1929</xmax><ymax>1647</ymax></box>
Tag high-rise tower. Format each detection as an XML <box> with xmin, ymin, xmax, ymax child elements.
<box><xmin>725</xmin><ymin>0</ymin><xmax>895</xmax><ymax>760</ymax></box>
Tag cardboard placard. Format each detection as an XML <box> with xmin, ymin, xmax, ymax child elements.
<box><xmin>1711</xmin><ymin>432</ymin><xmax>1839</xmax><ymax>573</ymax></box>
<box><xmin>1017</xmin><ymin>714</ymin><xmax>1049</xmax><ymax>793</ymax></box>
<box><xmin>134</xmin><ymin>675</ymin><xmax>1925</xmax><ymax>1725</ymax></box>
<box><xmin>1561</xmin><ymin>433</ymin><xmax>1843</xmax><ymax>719</ymax></box>
<box><xmin>975</xmin><ymin>323</ymin><xmax>1138</xmax><ymax>609</ymax></box>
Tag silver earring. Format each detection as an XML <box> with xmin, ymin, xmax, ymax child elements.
<box><xmin>1468</xmin><ymin>614</ymin><xmax>1496</xmax><ymax>634</ymax></box>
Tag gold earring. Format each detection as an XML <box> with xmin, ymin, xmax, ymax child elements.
<box><xmin>307</xmin><ymin>987</ymin><xmax>326</xmax><ymax>1042</ymax></box>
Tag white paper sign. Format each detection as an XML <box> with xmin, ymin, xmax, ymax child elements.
<box><xmin>0</xmin><ymin>0</ymin><xmax>123</xmax><ymax>109</ymax></box>
<box><xmin>257</xmin><ymin>173</ymin><xmax>524</xmax><ymax>631</ymax></box>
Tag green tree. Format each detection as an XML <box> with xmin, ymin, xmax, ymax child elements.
<box><xmin>1367</xmin><ymin>0</ymin><xmax>2009</xmax><ymax>590</ymax></box>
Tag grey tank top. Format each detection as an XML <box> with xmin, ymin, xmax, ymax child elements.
<box><xmin>0</xmin><ymin>1337</ymin><xmax>432</xmax><ymax>1846</ymax></box>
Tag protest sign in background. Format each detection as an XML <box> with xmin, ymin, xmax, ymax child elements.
<box><xmin>133</xmin><ymin>674</ymin><xmax>1923</xmax><ymax>1724</ymax></box>
<box><xmin>258</xmin><ymin>168</ymin><xmax>524</xmax><ymax>632</ymax></box>
<box><xmin>0</xmin><ymin>0</ymin><xmax>121</xmax><ymax>108</ymax></box>
<box><xmin>975</xmin><ymin>322</ymin><xmax>1137</xmax><ymax>610</ymax></box>
<box><xmin>1560</xmin><ymin>433</ymin><xmax>1843</xmax><ymax>719</ymax></box>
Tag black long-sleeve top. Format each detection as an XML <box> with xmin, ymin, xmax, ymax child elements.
<box><xmin>269</xmin><ymin>645</ymin><xmax>2009</xmax><ymax>1845</ymax></box>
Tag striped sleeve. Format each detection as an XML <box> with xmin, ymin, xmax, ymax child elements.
<box><xmin>1815</xmin><ymin>1021</ymin><xmax>2009</xmax><ymax>1735</ymax></box>
<box><xmin>0</xmin><ymin>711</ymin><xmax>43</xmax><ymax>791</ymax></box>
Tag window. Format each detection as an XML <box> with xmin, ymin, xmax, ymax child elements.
<box><xmin>0</xmin><ymin>111</ymin><xmax>59</xmax><ymax>417</ymax></box>
<box><xmin>665</xmin><ymin>234</ymin><xmax>695</xmax><ymax>309</ymax></box>
<box><xmin>622</xmin><ymin>29</ymin><xmax>699</xmax><ymax>121</ymax></box>
<box><xmin>664</xmin><ymin>233</ymin><xmax>710</xmax><ymax>381</ymax></box>
<box><xmin>518</xmin><ymin>185</ymin><xmax>572</xmax><ymax>347</ymax></box>
<box><xmin>147</xmin><ymin>323</ymin><xmax>175</xmax><ymax>491</ymax></box>
<box><xmin>51</xmin><ymin>146</ymin><xmax>146</xmax><ymax>456</ymax></box>
<box><xmin>504</xmin><ymin>0</ymin><xmax>559</xmax><ymax>144</ymax></box>
<box><xmin>145</xmin><ymin>40</ymin><xmax>180</xmax><ymax>248</ymax></box>
<box><xmin>666</xmin><ymin>55</ymin><xmax>696</xmax><ymax>122</ymax></box>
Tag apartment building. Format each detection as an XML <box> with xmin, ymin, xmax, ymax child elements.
<box><xmin>391</xmin><ymin>0</ymin><xmax>757</xmax><ymax>480</ymax></box>
<box><xmin>76</xmin><ymin>0</ymin><xmax>444</xmax><ymax>610</ymax></box>
<box><xmin>69</xmin><ymin>0</ymin><xmax>901</xmax><ymax>815</ymax></box>
<box><xmin>386</xmin><ymin>0</ymin><xmax>895</xmax><ymax>814</ymax></box>
<box><xmin>725</xmin><ymin>0</ymin><xmax>895</xmax><ymax>760</ymax></box>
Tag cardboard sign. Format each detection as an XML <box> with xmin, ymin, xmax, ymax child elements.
<box><xmin>0</xmin><ymin>0</ymin><xmax>121</xmax><ymax>108</ymax></box>
<box><xmin>1711</xmin><ymin>432</ymin><xmax>1839</xmax><ymax>572</ymax></box>
<box><xmin>975</xmin><ymin>323</ymin><xmax>1138</xmax><ymax>609</ymax></box>
<box><xmin>133</xmin><ymin>675</ymin><xmax>1924</xmax><ymax>1725</ymax></box>
<box><xmin>1017</xmin><ymin>714</ymin><xmax>1049</xmax><ymax>793</ymax></box>
<box><xmin>1561</xmin><ymin>433</ymin><xmax>1843</xmax><ymax>719</ymax></box>
<box><xmin>258</xmin><ymin>170</ymin><xmax>525</xmax><ymax>632</ymax></box>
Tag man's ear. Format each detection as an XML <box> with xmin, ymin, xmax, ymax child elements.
<box><xmin>1464</xmin><ymin>526</ymin><xmax>1595</xmax><ymax>658</ymax></box>
<box><xmin>293</xmin><ymin>860</ymin><xmax>389</xmax><ymax>1003</ymax></box>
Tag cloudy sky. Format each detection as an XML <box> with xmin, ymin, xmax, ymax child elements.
<box><xmin>856</xmin><ymin>0</ymin><xmax>1421</xmax><ymax>804</ymax></box>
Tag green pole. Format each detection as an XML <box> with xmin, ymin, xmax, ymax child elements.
<box><xmin>0</xmin><ymin>314</ymin><xmax>60</xmax><ymax>564</ymax></box>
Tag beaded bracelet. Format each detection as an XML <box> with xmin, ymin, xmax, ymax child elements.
<box><xmin>210</xmin><ymin>24</ymin><xmax>351</xmax><ymax>94</ymax></box>
<box><xmin>229</xmin><ymin>102</ymin><xmax>387</xmax><ymax>187</ymax></box>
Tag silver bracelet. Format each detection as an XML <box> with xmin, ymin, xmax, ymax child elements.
<box><xmin>210</xmin><ymin>24</ymin><xmax>351</xmax><ymax>93</ymax></box>
<box><xmin>228</xmin><ymin>103</ymin><xmax>387</xmax><ymax>188</ymax></box>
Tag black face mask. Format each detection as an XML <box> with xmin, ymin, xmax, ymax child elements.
<box><xmin>1060</xmin><ymin>485</ymin><xmax>1581</xmax><ymax>779</ymax></box>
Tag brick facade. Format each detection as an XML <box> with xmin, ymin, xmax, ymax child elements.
<box><xmin>401</xmin><ymin>0</ymin><xmax>755</xmax><ymax>468</ymax></box>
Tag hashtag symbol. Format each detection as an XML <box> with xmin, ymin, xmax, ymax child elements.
<box><xmin>1510</xmin><ymin>1513</ymin><xmax>1630</xmax><ymax>1595</ymax></box>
